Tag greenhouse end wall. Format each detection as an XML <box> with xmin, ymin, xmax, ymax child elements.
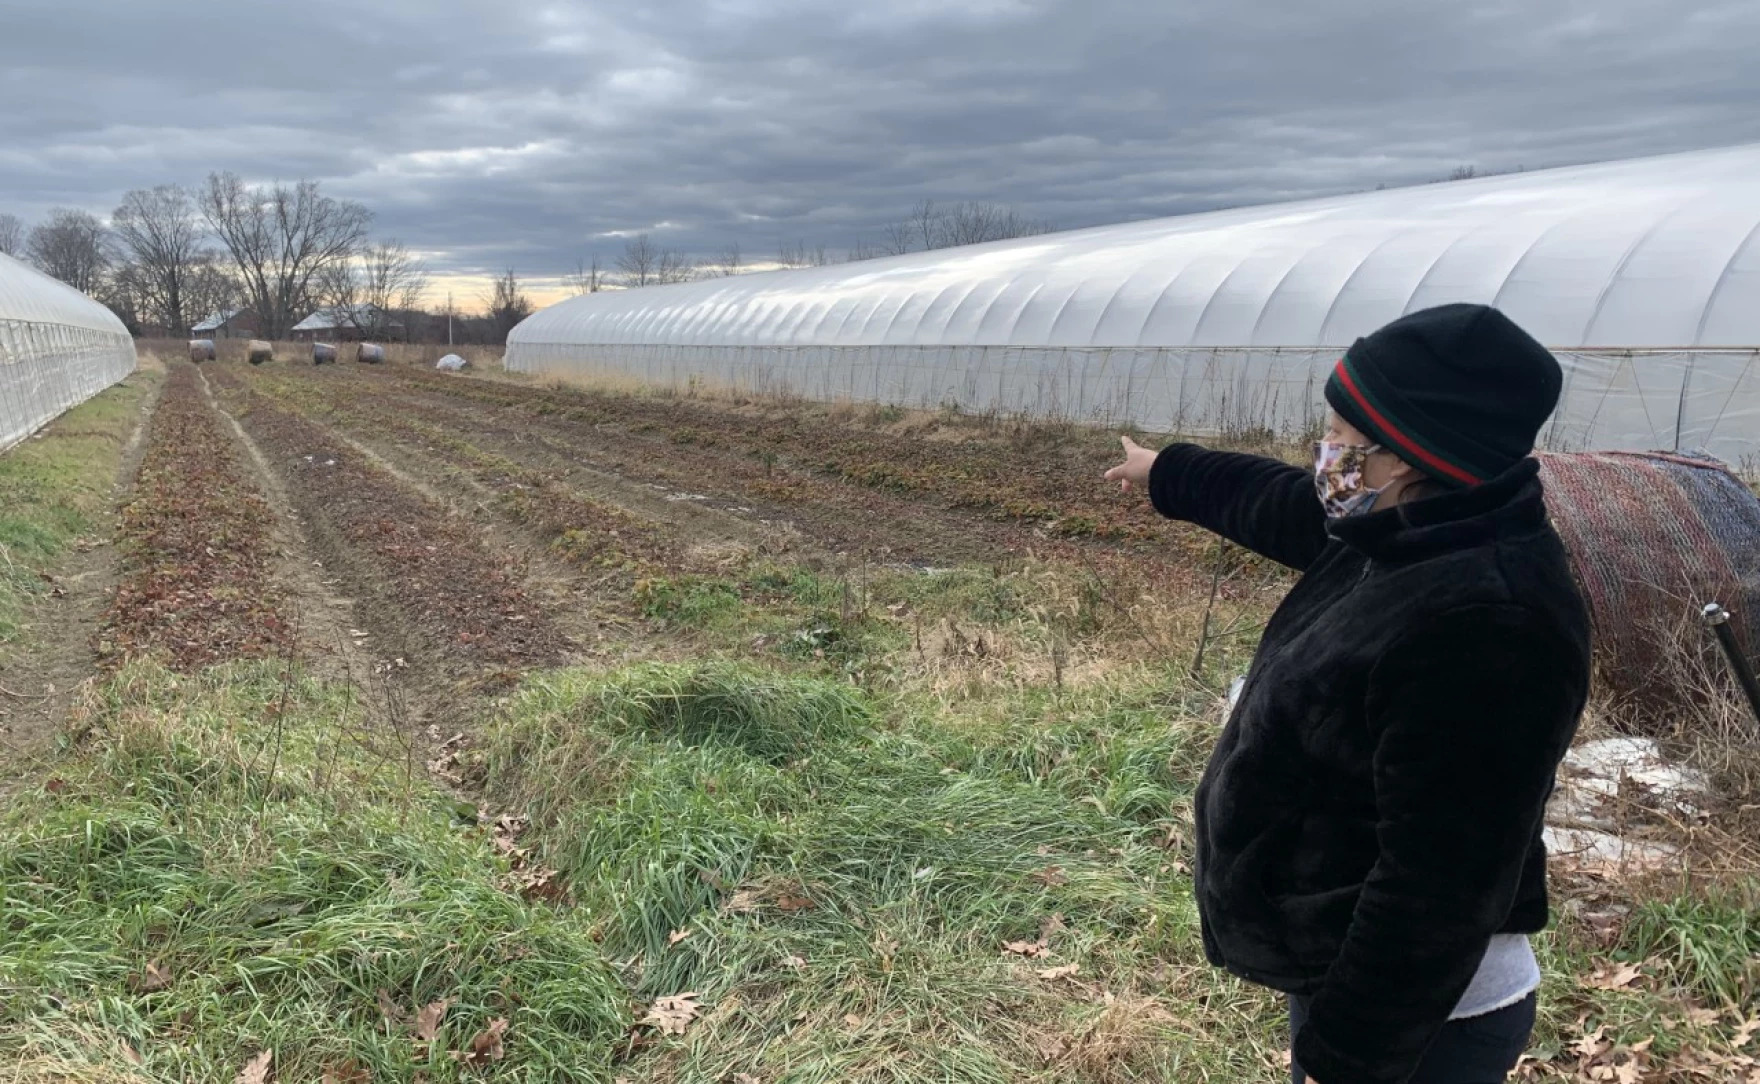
<box><xmin>0</xmin><ymin>319</ymin><xmax>138</xmax><ymax>452</ymax></box>
<box><xmin>503</xmin><ymin>343</ymin><xmax>1760</xmax><ymax>470</ymax></box>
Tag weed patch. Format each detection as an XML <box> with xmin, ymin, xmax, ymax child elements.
<box><xmin>0</xmin><ymin>375</ymin><xmax>149</xmax><ymax>645</ymax></box>
<box><xmin>0</xmin><ymin>661</ymin><xmax>628</xmax><ymax>1081</ymax></box>
<box><xmin>481</xmin><ymin>660</ymin><xmax>1277</xmax><ymax>1081</ymax></box>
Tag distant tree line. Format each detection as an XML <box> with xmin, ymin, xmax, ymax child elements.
<box><xmin>1369</xmin><ymin>163</ymin><xmax>1528</xmax><ymax>191</ymax></box>
<box><xmin>567</xmin><ymin>199</ymin><xmax>1055</xmax><ymax>294</ymax></box>
<box><xmin>5</xmin><ymin>184</ymin><xmax>1054</xmax><ymax>329</ymax></box>
<box><xmin>0</xmin><ymin>177</ymin><xmax>534</xmax><ymax>344</ymax></box>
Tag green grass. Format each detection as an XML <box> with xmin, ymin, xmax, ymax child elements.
<box><xmin>13</xmin><ymin>650</ymin><xmax>1758</xmax><ymax>1083</ymax></box>
<box><xmin>0</xmin><ymin>374</ymin><xmax>152</xmax><ymax>642</ymax></box>
<box><xmin>628</xmin><ymin>559</ymin><xmax>1171</xmax><ymax>687</ymax></box>
<box><xmin>1621</xmin><ymin>889</ymin><xmax>1760</xmax><ymax>1006</ymax></box>
<box><xmin>484</xmin><ymin>660</ymin><xmax>1289</xmax><ymax>1082</ymax></box>
<box><xmin>0</xmin><ymin>661</ymin><xmax>629</xmax><ymax>1083</ymax></box>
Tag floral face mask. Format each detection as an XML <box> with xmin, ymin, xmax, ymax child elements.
<box><xmin>1313</xmin><ymin>440</ymin><xmax>1386</xmax><ymax>518</ymax></box>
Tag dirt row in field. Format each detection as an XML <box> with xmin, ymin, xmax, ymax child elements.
<box><xmin>205</xmin><ymin>366</ymin><xmax>570</xmax><ymax>690</ymax></box>
<box><xmin>100</xmin><ymin>363</ymin><xmax>292</xmax><ymax>670</ymax></box>
<box><xmin>239</xmin><ymin>364</ymin><xmax>1289</xmax><ymax>620</ymax></box>
<box><xmin>384</xmin><ymin>365</ymin><xmax>1181</xmax><ymax>541</ymax></box>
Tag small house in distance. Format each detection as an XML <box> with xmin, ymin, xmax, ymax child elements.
<box><xmin>290</xmin><ymin>304</ymin><xmax>405</xmax><ymax>343</ymax></box>
<box><xmin>189</xmin><ymin>308</ymin><xmax>258</xmax><ymax>339</ymax></box>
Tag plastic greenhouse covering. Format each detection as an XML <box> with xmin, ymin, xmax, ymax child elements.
<box><xmin>0</xmin><ymin>252</ymin><xmax>136</xmax><ymax>451</ymax></box>
<box><xmin>508</xmin><ymin>143</ymin><xmax>1760</xmax><ymax>467</ymax></box>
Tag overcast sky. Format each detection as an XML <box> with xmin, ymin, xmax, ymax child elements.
<box><xmin>4</xmin><ymin>0</ymin><xmax>1758</xmax><ymax>301</ymax></box>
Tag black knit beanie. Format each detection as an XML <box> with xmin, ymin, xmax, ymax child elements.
<box><xmin>1323</xmin><ymin>303</ymin><xmax>1562</xmax><ymax>488</ymax></box>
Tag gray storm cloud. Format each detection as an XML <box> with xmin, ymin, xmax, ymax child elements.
<box><xmin>3</xmin><ymin>0</ymin><xmax>1757</xmax><ymax>279</ymax></box>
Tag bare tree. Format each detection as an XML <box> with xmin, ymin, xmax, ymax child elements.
<box><xmin>942</xmin><ymin>201</ymin><xmax>1053</xmax><ymax>247</ymax></box>
<box><xmin>617</xmin><ymin>234</ymin><xmax>659</xmax><ymax>287</ymax></box>
<box><xmin>311</xmin><ymin>243</ymin><xmax>422</xmax><ymax>340</ymax></box>
<box><xmin>97</xmin><ymin>263</ymin><xmax>146</xmax><ymax>333</ymax></box>
<box><xmin>565</xmin><ymin>253</ymin><xmax>605</xmax><ymax>294</ymax></box>
<box><xmin>884</xmin><ymin>199</ymin><xmax>1052</xmax><ymax>253</ymax></box>
<box><xmin>358</xmin><ymin>240</ymin><xmax>428</xmax><ymax>337</ymax></box>
<box><xmin>908</xmin><ymin>199</ymin><xmax>942</xmax><ymax>252</ymax></box>
<box><xmin>705</xmin><ymin>242</ymin><xmax>743</xmax><ymax>277</ymax></box>
<box><xmin>111</xmin><ymin>253</ymin><xmax>238</xmax><ymax>334</ymax></box>
<box><xmin>484</xmin><ymin>268</ymin><xmax>531</xmax><ymax>344</ymax></box>
<box><xmin>183</xmin><ymin>255</ymin><xmax>244</xmax><ymax>326</ymax></box>
<box><xmin>657</xmin><ymin>247</ymin><xmax>694</xmax><ymax>284</ymax></box>
<box><xmin>112</xmin><ymin>185</ymin><xmax>210</xmax><ymax>334</ymax></box>
<box><xmin>27</xmin><ymin>209</ymin><xmax>111</xmax><ymax>293</ymax></box>
<box><xmin>200</xmin><ymin>172</ymin><xmax>371</xmax><ymax>339</ymax></box>
<box><xmin>847</xmin><ymin>240</ymin><xmax>883</xmax><ymax>262</ymax></box>
<box><xmin>313</xmin><ymin>258</ymin><xmax>362</xmax><ymax>330</ymax></box>
<box><xmin>776</xmin><ymin>239</ymin><xmax>833</xmax><ymax>269</ymax></box>
<box><xmin>881</xmin><ymin>219</ymin><xmax>916</xmax><ymax>256</ymax></box>
<box><xmin>0</xmin><ymin>213</ymin><xmax>24</xmax><ymax>258</ymax></box>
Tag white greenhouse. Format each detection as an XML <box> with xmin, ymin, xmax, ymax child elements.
<box><xmin>508</xmin><ymin>143</ymin><xmax>1760</xmax><ymax>466</ymax></box>
<box><xmin>0</xmin><ymin>252</ymin><xmax>137</xmax><ymax>451</ymax></box>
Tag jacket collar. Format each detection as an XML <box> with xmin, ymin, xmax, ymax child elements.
<box><xmin>1326</xmin><ymin>458</ymin><xmax>1546</xmax><ymax>564</ymax></box>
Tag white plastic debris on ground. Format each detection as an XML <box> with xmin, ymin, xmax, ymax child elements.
<box><xmin>1544</xmin><ymin>737</ymin><xmax>1710</xmax><ymax>873</ymax></box>
<box><xmin>435</xmin><ymin>353</ymin><xmax>470</xmax><ymax>372</ymax></box>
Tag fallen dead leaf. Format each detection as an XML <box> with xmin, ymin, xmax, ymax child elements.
<box><xmin>732</xmin><ymin>1075</ymin><xmax>760</xmax><ymax>1084</ymax></box>
<box><xmin>781</xmin><ymin>954</ymin><xmax>807</xmax><ymax>970</ymax></box>
<box><xmin>843</xmin><ymin>1013</ymin><xmax>863</xmax><ymax>1028</ymax></box>
<box><xmin>668</xmin><ymin>928</ymin><xmax>693</xmax><ymax>946</ymax></box>
<box><xmin>1002</xmin><ymin>938</ymin><xmax>1049</xmax><ymax>958</ymax></box>
<box><xmin>1571</xmin><ymin>1022</ymin><xmax>1612</xmax><ymax>1059</ymax></box>
<box><xmin>1582</xmin><ymin>909</ymin><xmax>1625</xmax><ymax>947</ymax></box>
<box><xmin>234</xmin><ymin>1049</ymin><xmax>272</xmax><ymax>1084</ymax></box>
<box><xmin>1584</xmin><ymin>961</ymin><xmax>1643</xmax><ymax>991</ymax></box>
<box><xmin>1036</xmin><ymin>963</ymin><xmax>1081</xmax><ymax>980</ymax></box>
<box><xmin>1684</xmin><ymin>1006</ymin><xmax>1721</xmax><ymax>1027</ymax></box>
<box><xmin>639</xmin><ymin>993</ymin><xmax>702</xmax><ymax>1036</ymax></box>
<box><xmin>320</xmin><ymin>1060</ymin><xmax>372</xmax><ymax>1084</ymax></box>
<box><xmin>1028</xmin><ymin>864</ymin><xmax>1067</xmax><ymax>887</ymax></box>
<box><xmin>774</xmin><ymin>894</ymin><xmax>814</xmax><ymax>912</ymax></box>
<box><xmin>1736</xmin><ymin>1017</ymin><xmax>1760</xmax><ymax>1049</ymax></box>
<box><xmin>132</xmin><ymin>959</ymin><xmax>174</xmax><ymax>992</ymax></box>
<box><xmin>510</xmin><ymin>865</ymin><xmax>566</xmax><ymax>903</ymax></box>
<box><xmin>376</xmin><ymin>989</ymin><xmax>409</xmax><ymax>1028</ymax></box>
<box><xmin>414</xmin><ymin>999</ymin><xmax>451</xmax><ymax>1040</ymax></box>
<box><xmin>453</xmin><ymin>1018</ymin><xmax>509</xmax><ymax>1066</ymax></box>
<box><xmin>413</xmin><ymin>998</ymin><xmax>451</xmax><ymax>1049</ymax></box>
<box><xmin>724</xmin><ymin>889</ymin><xmax>760</xmax><ymax>914</ymax></box>
<box><xmin>1039</xmin><ymin>913</ymin><xmax>1066</xmax><ymax>941</ymax></box>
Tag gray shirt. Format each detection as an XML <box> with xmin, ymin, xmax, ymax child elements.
<box><xmin>1450</xmin><ymin>934</ymin><xmax>1540</xmax><ymax>1018</ymax></box>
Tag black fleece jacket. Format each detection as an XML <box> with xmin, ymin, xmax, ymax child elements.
<box><xmin>1149</xmin><ymin>444</ymin><xmax>1590</xmax><ymax>1084</ymax></box>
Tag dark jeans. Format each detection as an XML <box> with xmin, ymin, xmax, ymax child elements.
<box><xmin>1289</xmin><ymin>992</ymin><xmax>1537</xmax><ymax>1084</ymax></box>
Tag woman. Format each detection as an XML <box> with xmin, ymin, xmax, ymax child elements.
<box><xmin>1106</xmin><ymin>304</ymin><xmax>1591</xmax><ymax>1084</ymax></box>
